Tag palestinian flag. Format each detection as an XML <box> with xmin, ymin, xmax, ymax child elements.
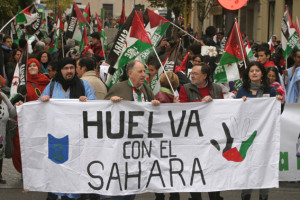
<box><xmin>66</xmin><ymin>3</ymin><xmax>88</xmax><ymax>43</ymax></box>
<box><xmin>96</xmin><ymin>12</ymin><xmax>107</xmax><ymax>51</ymax></box>
<box><xmin>281</xmin><ymin>6</ymin><xmax>300</xmax><ymax>59</ymax></box>
<box><xmin>106</xmin><ymin>10</ymin><xmax>153</xmax><ymax>88</ymax></box>
<box><xmin>119</xmin><ymin>0</ymin><xmax>126</xmax><ymax>29</ymax></box>
<box><xmin>138</xmin><ymin>8</ymin><xmax>170</xmax><ymax>64</ymax></box>
<box><xmin>246</xmin><ymin>39</ymin><xmax>254</xmax><ymax>59</ymax></box>
<box><xmin>10</xmin><ymin>44</ymin><xmax>28</xmax><ymax>104</ymax></box>
<box><xmin>214</xmin><ymin>19</ymin><xmax>246</xmax><ymax>83</ymax></box>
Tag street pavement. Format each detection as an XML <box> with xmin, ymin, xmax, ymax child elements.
<box><xmin>1</xmin><ymin>158</ymin><xmax>300</xmax><ymax>200</ymax></box>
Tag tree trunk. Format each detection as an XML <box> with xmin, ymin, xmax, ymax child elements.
<box><xmin>197</xmin><ymin>20</ymin><xmax>203</xmax><ymax>39</ymax></box>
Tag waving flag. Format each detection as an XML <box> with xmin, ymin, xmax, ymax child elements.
<box><xmin>214</xmin><ymin>19</ymin><xmax>246</xmax><ymax>83</ymax></box>
<box><xmin>80</xmin><ymin>25</ymin><xmax>89</xmax><ymax>52</ymax></box>
<box><xmin>246</xmin><ymin>39</ymin><xmax>254</xmax><ymax>59</ymax></box>
<box><xmin>295</xmin><ymin>17</ymin><xmax>300</xmax><ymax>37</ymax></box>
<box><xmin>138</xmin><ymin>8</ymin><xmax>170</xmax><ymax>64</ymax></box>
<box><xmin>15</xmin><ymin>5</ymin><xmax>38</xmax><ymax>25</ymax></box>
<box><xmin>50</xmin><ymin>5</ymin><xmax>64</xmax><ymax>53</ymax></box>
<box><xmin>281</xmin><ymin>6</ymin><xmax>300</xmax><ymax>59</ymax></box>
<box><xmin>83</xmin><ymin>3</ymin><xmax>91</xmax><ymax>23</ymax></box>
<box><xmin>10</xmin><ymin>44</ymin><xmax>28</xmax><ymax>104</ymax></box>
<box><xmin>66</xmin><ymin>3</ymin><xmax>88</xmax><ymax>43</ymax></box>
<box><xmin>106</xmin><ymin>10</ymin><xmax>153</xmax><ymax>88</ymax></box>
<box><xmin>96</xmin><ymin>12</ymin><xmax>107</xmax><ymax>51</ymax></box>
<box><xmin>119</xmin><ymin>0</ymin><xmax>126</xmax><ymax>29</ymax></box>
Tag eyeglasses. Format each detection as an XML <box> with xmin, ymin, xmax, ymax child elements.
<box><xmin>61</xmin><ymin>66</ymin><xmax>75</xmax><ymax>71</ymax></box>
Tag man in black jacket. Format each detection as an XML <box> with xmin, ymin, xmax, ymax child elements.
<box><xmin>0</xmin><ymin>36</ymin><xmax>13</xmax><ymax>77</ymax></box>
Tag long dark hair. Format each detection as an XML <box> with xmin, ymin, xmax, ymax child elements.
<box><xmin>266</xmin><ymin>67</ymin><xmax>280</xmax><ymax>83</ymax></box>
<box><xmin>37</xmin><ymin>51</ymin><xmax>52</xmax><ymax>64</ymax></box>
<box><xmin>242</xmin><ymin>61</ymin><xmax>270</xmax><ymax>92</ymax></box>
<box><xmin>9</xmin><ymin>48</ymin><xmax>22</xmax><ymax>63</ymax></box>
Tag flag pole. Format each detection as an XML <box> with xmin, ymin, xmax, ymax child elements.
<box><xmin>101</xmin><ymin>37</ymin><xmax>106</xmax><ymax>61</ymax></box>
<box><xmin>235</xmin><ymin>19</ymin><xmax>248</xmax><ymax>69</ymax></box>
<box><xmin>171</xmin><ymin>22</ymin><xmax>205</xmax><ymax>45</ymax></box>
<box><xmin>0</xmin><ymin>16</ymin><xmax>16</xmax><ymax>33</ymax></box>
<box><xmin>152</xmin><ymin>46</ymin><xmax>177</xmax><ymax>96</ymax></box>
<box><xmin>61</xmin><ymin>33</ymin><xmax>65</xmax><ymax>58</ymax></box>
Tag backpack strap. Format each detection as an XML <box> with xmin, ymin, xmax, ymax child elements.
<box><xmin>28</xmin><ymin>82</ymin><xmax>42</xmax><ymax>97</ymax></box>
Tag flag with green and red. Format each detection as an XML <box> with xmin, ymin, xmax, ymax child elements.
<box><xmin>214</xmin><ymin>19</ymin><xmax>246</xmax><ymax>83</ymax></box>
<box><xmin>106</xmin><ymin>10</ymin><xmax>153</xmax><ymax>88</ymax></box>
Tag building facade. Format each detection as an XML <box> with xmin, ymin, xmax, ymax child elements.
<box><xmin>74</xmin><ymin>0</ymin><xmax>155</xmax><ymax>19</ymax></box>
<box><xmin>192</xmin><ymin>0</ymin><xmax>300</xmax><ymax>44</ymax></box>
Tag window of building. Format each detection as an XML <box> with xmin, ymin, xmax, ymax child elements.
<box><xmin>103</xmin><ymin>4</ymin><xmax>113</xmax><ymax>19</ymax></box>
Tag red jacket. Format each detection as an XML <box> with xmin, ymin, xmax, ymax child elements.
<box><xmin>155</xmin><ymin>91</ymin><xmax>174</xmax><ymax>103</ymax></box>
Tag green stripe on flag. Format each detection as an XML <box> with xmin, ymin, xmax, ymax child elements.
<box><xmin>219</xmin><ymin>52</ymin><xmax>242</xmax><ymax>66</ymax></box>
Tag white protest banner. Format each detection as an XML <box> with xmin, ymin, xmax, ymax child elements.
<box><xmin>17</xmin><ymin>98</ymin><xmax>280</xmax><ymax>195</ymax></box>
<box><xmin>279</xmin><ymin>103</ymin><xmax>300</xmax><ymax>181</ymax></box>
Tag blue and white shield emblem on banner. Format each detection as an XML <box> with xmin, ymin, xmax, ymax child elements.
<box><xmin>48</xmin><ymin>134</ymin><xmax>69</xmax><ymax>164</ymax></box>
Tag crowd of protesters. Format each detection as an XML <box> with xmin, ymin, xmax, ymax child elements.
<box><xmin>0</xmin><ymin>11</ymin><xmax>300</xmax><ymax>200</ymax></box>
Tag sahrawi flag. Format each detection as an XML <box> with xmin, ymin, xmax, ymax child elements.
<box><xmin>96</xmin><ymin>12</ymin><xmax>107</xmax><ymax>51</ymax></box>
<box><xmin>66</xmin><ymin>2</ymin><xmax>89</xmax><ymax>44</ymax></box>
<box><xmin>106</xmin><ymin>10</ymin><xmax>153</xmax><ymax>88</ymax></box>
<box><xmin>246</xmin><ymin>39</ymin><xmax>254</xmax><ymax>59</ymax></box>
<box><xmin>214</xmin><ymin>19</ymin><xmax>246</xmax><ymax>83</ymax></box>
<box><xmin>49</xmin><ymin>5</ymin><xmax>64</xmax><ymax>53</ymax></box>
<box><xmin>83</xmin><ymin>3</ymin><xmax>91</xmax><ymax>23</ymax></box>
<box><xmin>10</xmin><ymin>44</ymin><xmax>28</xmax><ymax>104</ymax></box>
<box><xmin>281</xmin><ymin>6</ymin><xmax>300</xmax><ymax>59</ymax></box>
<box><xmin>83</xmin><ymin>3</ymin><xmax>94</xmax><ymax>34</ymax></box>
<box><xmin>15</xmin><ymin>5</ymin><xmax>42</xmax><ymax>36</ymax></box>
<box><xmin>295</xmin><ymin>16</ymin><xmax>300</xmax><ymax>37</ymax></box>
<box><xmin>119</xmin><ymin>0</ymin><xmax>126</xmax><ymax>29</ymax></box>
<box><xmin>138</xmin><ymin>8</ymin><xmax>170</xmax><ymax>64</ymax></box>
